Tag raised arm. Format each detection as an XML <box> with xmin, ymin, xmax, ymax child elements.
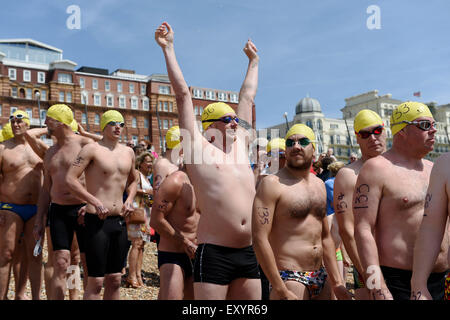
<box><xmin>411</xmin><ymin>153</ymin><xmax>450</xmax><ymax>300</ymax></box>
<box><xmin>237</xmin><ymin>39</ymin><xmax>259</xmax><ymax>125</ymax></box>
<box><xmin>65</xmin><ymin>144</ymin><xmax>108</xmax><ymax>218</ymax></box>
<box><xmin>353</xmin><ymin>158</ymin><xmax>392</xmax><ymax>300</ymax></box>
<box><xmin>24</xmin><ymin>127</ymin><xmax>49</xmax><ymax>160</ymax></box>
<box><xmin>150</xmin><ymin>172</ymin><xmax>197</xmax><ymax>258</ymax></box>
<box><xmin>155</xmin><ymin>22</ymin><xmax>197</xmax><ymax>137</ymax></box>
<box><xmin>77</xmin><ymin>123</ymin><xmax>103</xmax><ymax>142</ymax></box>
<box><xmin>252</xmin><ymin>175</ymin><xmax>297</xmax><ymax>300</ymax></box>
<box><xmin>334</xmin><ymin>168</ymin><xmax>365</xmax><ymax>280</ymax></box>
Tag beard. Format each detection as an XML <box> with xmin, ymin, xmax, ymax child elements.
<box><xmin>286</xmin><ymin>152</ymin><xmax>313</xmax><ymax>171</ymax></box>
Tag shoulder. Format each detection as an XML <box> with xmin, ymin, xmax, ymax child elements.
<box><xmin>431</xmin><ymin>152</ymin><xmax>450</xmax><ymax>177</ymax></box>
<box><xmin>78</xmin><ymin>135</ymin><xmax>95</xmax><ymax>147</ymax></box>
<box><xmin>360</xmin><ymin>154</ymin><xmax>391</xmax><ymax>174</ymax></box>
<box><xmin>258</xmin><ymin>173</ymin><xmax>282</xmax><ymax>192</ymax></box>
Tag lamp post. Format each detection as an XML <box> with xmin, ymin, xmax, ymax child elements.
<box><xmin>155</xmin><ymin>102</ymin><xmax>164</xmax><ymax>155</ymax></box>
<box><xmin>283</xmin><ymin>112</ymin><xmax>290</xmax><ymax>136</ymax></box>
<box><xmin>35</xmin><ymin>91</ymin><xmax>42</xmax><ymax>127</ymax></box>
<box><xmin>83</xmin><ymin>92</ymin><xmax>90</xmax><ymax>131</ymax></box>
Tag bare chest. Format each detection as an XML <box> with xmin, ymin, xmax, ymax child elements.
<box><xmin>91</xmin><ymin>149</ymin><xmax>132</xmax><ymax>177</ymax></box>
<box><xmin>3</xmin><ymin>147</ymin><xmax>42</xmax><ymax>173</ymax></box>
<box><xmin>277</xmin><ymin>185</ymin><xmax>326</xmax><ymax>221</ymax></box>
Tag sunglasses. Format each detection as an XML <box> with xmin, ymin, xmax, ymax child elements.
<box><xmin>267</xmin><ymin>151</ymin><xmax>286</xmax><ymax>158</ymax></box>
<box><xmin>107</xmin><ymin>121</ymin><xmax>125</xmax><ymax>128</ymax></box>
<box><xmin>391</xmin><ymin>120</ymin><xmax>436</xmax><ymax>131</ymax></box>
<box><xmin>285</xmin><ymin>137</ymin><xmax>311</xmax><ymax>148</ymax></box>
<box><xmin>9</xmin><ymin>114</ymin><xmax>29</xmax><ymax>122</ymax></box>
<box><xmin>202</xmin><ymin>116</ymin><xmax>240</xmax><ymax>124</ymax></box>
<box><xmin>356</xmin><ymin>126</ymin><xmax>384</xmax><ymax>139</ymax></box>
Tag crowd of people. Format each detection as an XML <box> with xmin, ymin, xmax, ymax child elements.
<box><xmin>0</xmin><ymin>21</ymin><xmax>448</xmax><ymax>300</ymax></box>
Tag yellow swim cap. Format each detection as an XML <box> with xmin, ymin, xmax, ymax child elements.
<box><xmin>70</xmin><ymin>119</ymin><xmax>78</xmax><ymax>132</ymax></box>
<box><xmin>354</xmin><ymin>109</ymin><xmax>384</xmax><ymax>133</ymax></box>
<box><xmin>166</xmin><ymin>125</ymin><xmax>181</xmax><ymax>149</ymax></box>
<box><xmin>390</xmin><ymin>101</ymin><xmax>433</xmax><ymax>136</ymax></box>
<box><xmin>11</xmin><ymin>110</ymin><xmax>30</xmax><ymax>126</ymax></box>
<box><xmin>47</xmin><ymin>104</ymin><xmax>74</xmax><ymax>126</ymax></box>
<box><xmin>201</xmin><ymin>102</ymin><xmax>236</xmax><ymax>131</ymax></box>
<box><xmin>100</xmin><ymin>110</ymin><xmax>125</xmax><ymax>131</ymax></box>
<box><xmin>0</xmin><ymin>123</ymin><xmax>14</xmax><ymax>141</ymax></box>
<box><xmin>266</xmin><ymin>138</ymin><xmax>286</xmax><ymax>153</ymax></box>
<box><xmin>285</xmin><ymin>124</ymin><xmax>316</xmax><ymax>150</ymax></box>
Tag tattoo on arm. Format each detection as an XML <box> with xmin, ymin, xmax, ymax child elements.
<box><xmin>353</xmin><ymin>183</ymin><xmax>370</xmax><ymax>210</ymax></box>
<box><xmin>411</xmin><ymin>291</ymin><xmax>422</xmax><ymax>300</ymax></box>
<box><xmin>72</xmin><ymin>156</ymin><xmax>84</xmax><ymax>167</ymax></box>
<box><xmin>256</xmin><ymin>207</ymin><xmax>270</xmax><ymax>225</ymax></box>
<box><xmin>424</xmin><ymin>193</ymin><xmax>432</xmax><ymax>213</ymax></box>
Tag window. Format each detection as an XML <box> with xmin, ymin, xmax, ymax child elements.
<box><xmin>169</xmin><ymin>119</ymin><xmax>173</xmax><ymax>128</ymax></box>
<box><xmin>142</xmin><ymin>98</ymin><xmax>149</xmax><ymax>111</ymax></box>
<box><xmin>330</xmin><ymin>124</ymin><xmax>339</xmax><ymax>129</ymax></box>
<box><xmin>194</xmin><ymin>106</ymin><xmax>199</xmax><ymax>115</ymax></box>
<box><xmin>117</xmin><ymin>82</ymin><xmax>123</xmax><ymax>93</ymax></box>
<box><xmin>10</xmin><ymin>106</ymin><xmax>18</xmax><ymax>115</ymax></box>
<box><xmin>105</xmin><ymin>80</ymin><xmax>110</xmax><ymax>91</ymax></box>
<box><xmin>306</xmin><ymin>120</ymin><xmax>312</xmax><ymax>128</ymax></box>
<box><xmin>59</xmin><ymin>91</ymin><xmax>65</xmax><ymax>102</ymax></box>
<box><xmin>26</xmin><ymin>88</ymin><xmax>32</xmax><ymax>99</ymax></box>
<box><xmin>140</xmin><ymin>84</ymin><xmax>146</xmax><ymax>95</ymax></box>
<box><xmin>26</xmin><ymin>108</ymin><xmax>33</xmax><ymax>120</ymax></box>
<box><xmin>81</xmin><ymin>91</ymin><xmax>88</xmax><ymax>104</ymax></box>
<box><xmin>163</xmin><ymin>102</ymin><xmax>168</xmax><ymax>111</ymax></box>
<box><xmin>132</xmin><ymin>117</ymin><xmax>137</xmax><ymax>128</ymax></box>
<box><xmin>11</xmin><ymin>87</ymin><xmax>18</xmax><ymax>98</ymax></box>
<box><xmin>0</xmin><ymin>105</ymin><xmax>2</xmax><ymax>116</ymax></box>
<box><xmin>119</xmin><ymin>96</ymin><xmax>126</xmax><ymax>108</ymax></box>
<box><xmin>23</xmin><ymin>70</ymin><xmax>31</xmax><ymax>82</ymax></box>
<box><xmin>193</xmin><ymin>89</ymin><xmax>203</xmax><ymax>98</ymax></box>
<box><xmin>37</xmin><ymin>72</ymin><xmax>45</xmax><ymax>83</ymax></box>
<box><xmin>79</xmin><ymin>78</ymin><xmax>85</xmax><ymax>88</ymax></box>
<box><xmin>317</xmin><ymin>120</ymin><xmax>322</xmax><ymax>130</ymax></box>
<box><xmin>94</xmin><ymin>114</ymin><xmax>100</xmax><ymax>125</ymax></box>
<box><xmin>330</xmin><ymin>135</ymin><xmax>335</xmax><ymax>144</ymax></box>
<box><xmin>205</xmin><ymin>90</ymin><xmax>215</xmax><ymax>100</ymax></box>
<box><xmin>144</xmin><ymin>118</ymin><xmax>149</xmax><ymax>128</ymax></box>
<box><xmin>218</xmin><ymin>92</ymin><xmax>227</xmax><ymax>101</ymax></box>
<box><xmin>58</xmin><ymin>73</ymin><xmax>72</xmax><ymax>84</ymax></box>
<box><xmin>230</xmin><ymin>93</ymin><xmax>238</xmax><ymax>103</ymax></box>
<box><xmin>336</xmin><ymin>135</ymin><xmax>341</xmax><ymax>144</ymax></box>
<box><xmin>158</xmin><ymin>101</ymin><xmax>162</xmax><ymax>111</ymax></box>
<box><xmin>159</xmin><ymin>85</ymin><xmax>170</xmax><ymax>94</ymax></box>
<box><xmin>8</xmin><ymin>68</ymin><xmax>16</xmax><ymax>80</ymax></box>
<box><xmin>163</xmin><ymin>119</ymin><xmax>169</xmax><ymax>129</ymax></box>
<box><xmin>94</xmin><ymin>93</ymin><xmax>101</xmax><ymax>106</ymax></box>
<box><xmin>81</xmin><ymin>113</ymin><xmax>87</xmax><ymax>124</ymax></box>
<box><xmin>66</xmin><ymin>92</ymin><xmax>72</xmax><ymax>103</ymax></box>
<box><xmin>41</xmin><ymin>90</ymin><xmax>47</xmax><ymax>101</ymax></box>
<box><xmin>199</xmin><ymin>106</ymin><xmax>204</xmax><ymax>115</ymax></box>
<box><xmin>107</xmin><ymin>95</ymin><xmax>113</xmax><ymax>107</ymax></box>
<box><xmin>131</xmin><ymin>97</ymin><xmax>138</xmax><ymax>110</ymax></box>
<box><xmin>129</xmin><ymin>83</ymin><xmax>134</xmax><ymax>94</ymax></box>
<box><xmin>169</xmin><ymin>102</ymin><xmax>173</xmax><ymax>112</ymax></box>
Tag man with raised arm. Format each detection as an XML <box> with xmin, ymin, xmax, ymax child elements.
<box><xmin>354</xmin><ymin>102</ymin><xmax>449</xmax><ymax>300</ymax></box>
<box><xmin>410</xmin><ymin>152</ymin><xmax>450</xmax><ymax>300</ymax></box>
<box><xmin>0</xmin><ymin>110</ymin><xmax>43</xmax><ymax>300</ymax></box>
<box><xmin>334</xmin><ymin>109</ymin><xmax>386</xmax><ymax>299</ymax></box>
<box><xmin>65</xmin><ymin>110</ymin><xmax>137</xmax><ymax>300</ymax></box>
<box><xmin>252</xmin><ymin>124</ymin><xmax>352</xmax><ymax>300</ymax></box>
<box><xmin>155</xmin><ymin>22</ymin><xmax>261</xmax><ymax>299</ymax></box>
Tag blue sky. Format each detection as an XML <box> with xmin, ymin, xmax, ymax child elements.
<box><xmin>2</xmin><ymin>0</ymin><xmax>450</xmax><ymax>129</ymax></box>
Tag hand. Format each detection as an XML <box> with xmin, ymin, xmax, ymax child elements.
<box><xmin>370</xmin><ymin>287</ymin><xmax>394</xmax><ymax>300</ymax></box>
<box><xmin>410</xmin><ymin>288</ymin><xmax>432</xmax><ymax>300</ymax></box>
<box><xmin>121</xmin><ymin>200</ymin><xmax>134</xmax><ymax>218</ymax></box>
<box><xmin>243</xmin><ymin>39</ymin><xmax>259</xmax><ymax>61</ymax></box>
<box><xmin>77</xmin><ymin>205</ymin><xmax>86</xmax><ymax>226</ymax></box>
<box><xmin>33</xmin><ymin>221</ymin><xmax>44</xmax><ymax>242</ymax></box>
<box><xmin>155</xmin><ymin>22</ymin><xmax>174</xmax><ymax>49</ymax></box>
<box><xmin>94</xmin><ymin>200</ymin><xmax>109</xmax><ymax>220</ymax></box>
<box><xmin>333</xmin><ymin>284</ymin><xmax>354</xmax><ymax>300</ymax></box>
<box><xmin>183</xmin><ymin>239</ymin><xmax>197</xmax><ymax>259</ymax></box>
<box><xmin>77</xmin><ymin>122</ymin><xmax>85</xmax><ymax>134</ymax></box>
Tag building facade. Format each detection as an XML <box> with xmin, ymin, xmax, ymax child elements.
<box><xmin>0</xmin><ymin>39</ymin><xmax>245</xmax><ymax>154</ymax></box>
<box><xmin>261</xmin><ymin>90</ymin><xmax>450</xmax><ymax>162</ymax></box>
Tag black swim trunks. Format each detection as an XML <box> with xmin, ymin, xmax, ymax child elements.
<box><xmin>381</xmin><ymin>265</ymin><xmax>448</xmax><ymax>300</ymax></box>
<box><xmin>84</xmin><ymin>213</ymin><xmax>129</xmax><ymax>277</ymax></box>
<box><xmin>49</xmin><ymin>203</ymin><xmax>87</xmax><ymax>253</ymax></box>
<box><xmin>158</xmin><ymin>251</ymin><xmax>194</xmax><ymax>278</ymax></box>
<box><xmin>193</xmin><ymin>243</ymin><xmax>260</xmax><ymax>285</ymax></box>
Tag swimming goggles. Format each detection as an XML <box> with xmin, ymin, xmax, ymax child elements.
<box><xmin>356</xmin><ymin>126</ymin><xmax>383</xmax><ymax>139</ymax></box>
<box><xmin>202</xmin><ymin>116</ymin><xmax>239</xmax><ymax>124</ymax></box>
<box><xmin>391</xmin><ymin>120</ymin><xmax>436</xmax><ymax>131</ymax></box>
<box><xmin>285</xmin><ymin>137</ymin><xmax>311</xmax><ymax>148</ymax></box>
